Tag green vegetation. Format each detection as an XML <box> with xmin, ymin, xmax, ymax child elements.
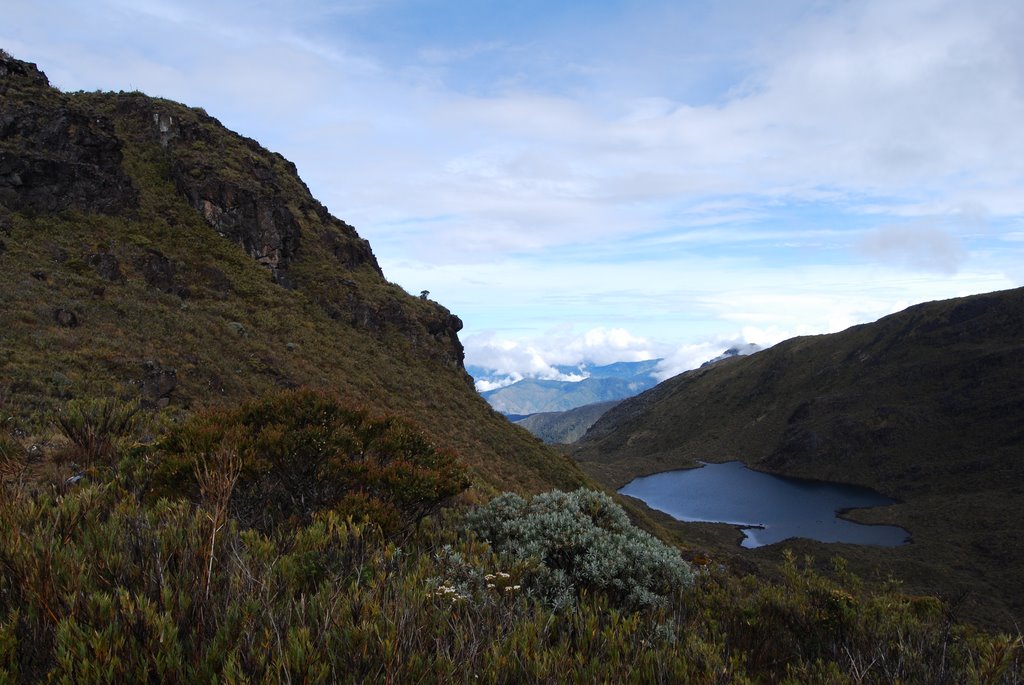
<box><xmin>0</xmin><ymin>401</ymin><xmax>1020</xmax><ymax>684</ymax></box>
<box><xmin>575</xmin><ymin>288</ymin><xmax>1024</xmax><ymax>630</ymax></box>
<box><xmin>152</xmin><ymin>388</ymin><xmax>469</xmax><ymax>535</ymax></box>
<box><xmin>514</xmin><ymin>399</ymin><xmax>621</xmax><ymax>444</ymax></box>
<box><xmin>53</xmin><ymin>397</ymin><xmax>140</xmax><ymax>468</ymax></box>
<box><xmin>467</xmin><ymin>488</ymin><xmax>692</xmax><ymax>610</ymax></box>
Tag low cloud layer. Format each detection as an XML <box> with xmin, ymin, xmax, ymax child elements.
<box><xmin>467</xmin><ymin>327</ymin><xmax>771</xmax><ymax>389</ymax></box>
<box><xmin>466</xmin><ymin>327</ymin><xmax>658</xmax><ymax>387</ymax></box>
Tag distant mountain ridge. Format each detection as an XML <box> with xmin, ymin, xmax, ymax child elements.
<box><xmin>701</xmin><ymin>343</ymin><xmax>761</xmax><ymax>367</ymax></box>
<box><xmin>513</xmin><ymin>400</ymin><xmax>622</xmax><ymax>444</ymax></box>
<box><xmin>475</xmin><ymin>359</ymin><xmax>661</xmax><ymax>414</ymax></box>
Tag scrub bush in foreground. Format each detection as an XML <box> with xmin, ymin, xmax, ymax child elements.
<box><xmin>151</xmin><ymin>388</ymin><xmax>469</xmax><ymax>535</ymax></box>
<box><xmin>0</xmin><ymin>413</ymin><xmax>1021</xmax><ymax>682</ymax></box>
<box><xmin>466</xmin><ymin>488</ymin><xmax>693</xmax><ymax>609</ymax></box>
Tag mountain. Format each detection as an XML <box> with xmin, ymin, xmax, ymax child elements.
<box><xmin>514</xmin><ymin>400</ymin><xmax>622</xmax><ymax>444</ymax></box>
<box><xmin>2</xmin><ymin>53</ymin><xmax>1020</xmax><ymax>678</ymax></box>
<box><xmin>700</xmin><ymin>343</ymin><xmax>761</xmax><ymax>367</ymax></box>
<box><xmin>574</xmin><ymin>287</ymin><xmax>1024</xmax><ymax>628</ymax></box>
<box><xmin>0</xmin><ymin>51</ymin><xmax>588</xmax><ymax>494</ymax></box>
<box><xmin>504</xmin><ymin>352</ymin><xmax>763</xmax><ymax>443</ymax></box>
<box><xmin>477</xmin><ymin>359</ymin><xmax>660</xmax><ymax>414</ymax></box>
<box><xmin>551</xmin><ymin>359</ymin><xmax>663</xmax><ymax>380</ymax></box>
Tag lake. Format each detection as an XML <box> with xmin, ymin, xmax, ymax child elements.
<box><xmin>619</xmin><ymin>461</ymin><xmax>910</xmax><ymax>549</ymax></box>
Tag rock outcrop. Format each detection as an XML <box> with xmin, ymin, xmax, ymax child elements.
<box><xmin>0</xmin><ymin>53</ymin><xmax>138</xmax><ymax>214</ymax></box>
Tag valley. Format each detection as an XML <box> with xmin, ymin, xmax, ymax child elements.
<box><xmin>573</xmin><ymin>287</ymin><xmax>1024</xmax><ymax>629</ymax></box>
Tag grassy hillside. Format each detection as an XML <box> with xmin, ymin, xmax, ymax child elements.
<box><xmin>0</xmin><ymin>51</ymin><xmax>585</xmax><ymax>496</ymax></box>
<box><xmin>575</xmin><ymin>287</ymin><xmax>1024</xmax><ymax>629</ymax></box>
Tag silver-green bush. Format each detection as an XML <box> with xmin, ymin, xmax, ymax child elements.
<box><xmin>466</xmin><ymin>488</ymin><xmax>693</xmax><ymax>609</ymax></box>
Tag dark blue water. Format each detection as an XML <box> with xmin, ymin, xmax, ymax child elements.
<box><xmin>619</xmin><ymin>461</ymin><xmax>910</xmax><ymax>549</ymax></box>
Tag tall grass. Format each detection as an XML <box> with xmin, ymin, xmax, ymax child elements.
<box><xmin>52</xmin><ymin>398</ymin><xmax>139</xmax><ymax>468</ymax></box>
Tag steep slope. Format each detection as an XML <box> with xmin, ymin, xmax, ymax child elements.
<box><xmin>514</xmin><ymin>400</ymin><xmax>621</xmax><ymax>444</ymax></box>
<box><xmin>0</xmin><ymin>51</ymin><xmax>587</xmax><ymax>494</ymax></box>
<box><xmin>575</xmin><ymin>287</ymin><xmax>1024</xmax><ymax>627</ymax></box>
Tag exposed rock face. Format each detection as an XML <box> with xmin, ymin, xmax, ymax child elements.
<box><xmin>135</xmin><ymin>249</ymin><xmax>188</xmax><ymax>298</ymax></box>
<box><xmin>0</xmin><ymin>54</ymin><xmax>48</xmax><ymax>87</ymax></box>
<box><xmin>138</xmin><ymin>360</ymin><xmax>177</xmax><ymax>408</ymax></box>
<box><xmin>125</xmin><ymin>101</ymin><xmax>464</xmax><ymax>368</ymax></box>
<box><xmin>88</xmin><ymin>252</ymin><xmax>124</xmax><ymax>283</ymax></box>
<box><xmin>186</xmin><ymin>178</ymin><xmax>300</xmax><ymax>284</ymax></box>
<box><xmin>0</xmin><ymin>54</ymin><xmax>137</xmax><ymax>214</ymax></box>
<box><xmin>117</xmin><ymin>101</ymin><xmax>382</xmax><ymax>289</ymax></box>
<box><xmin>317</xmin><ymin>224</ymin><xmax>378</xmax><ymax>272</ymax></box>
<box><xmin>342</xmin><ymin>293</ymin><xmax>466</xmax><ymax>368</ymax></box>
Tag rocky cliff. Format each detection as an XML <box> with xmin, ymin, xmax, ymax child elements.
<box><xmin>0</xmin><ymin>57</ymin><xmax>136</xmax><ymax>214</ymax></box>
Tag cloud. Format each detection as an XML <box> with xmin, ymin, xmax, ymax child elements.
<box><xmin>858</xmin><ymin>223</ymin><xmax>968</xmax><ymax>273</ymax></box>
<box><xmin>654</xmin><ymin>337</ymin><xmax>757</xmax><ymax>381</ymax></box>
<box><xmin>12</xmin><ymin>0</ymin><xmax>1024</xmax><ymax>264</ymax></box>
<box><xmin>467</xmin><ymin>326</ymin><xmax>771</xmax><ymax>387</ymax></box>
<box><xmin>464</xmin><ymin>327</ymin><xmax>659</xmax><ymax>379</ymax></box>
<box><xmin>6</xmin><ymin>0</ymin><xmax>1021</xmax><ymax>368</ymax></box>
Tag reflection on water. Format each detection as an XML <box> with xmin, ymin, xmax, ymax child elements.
<box><xmin>619</xmin><ymin>461</ymin><xmax>910</xmax><ymax>549</ymax></box>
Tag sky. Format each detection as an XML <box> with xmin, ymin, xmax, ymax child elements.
<box><xmin>5</xmin><ymin>0</ymin><xmax>1023</xmax><ymax>383</ymax></box>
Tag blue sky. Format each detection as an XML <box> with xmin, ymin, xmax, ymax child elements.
<box><xmin>5</xmin><ymin>0</ymin><xmax>1023</xmax><ymax>381</ymax></box>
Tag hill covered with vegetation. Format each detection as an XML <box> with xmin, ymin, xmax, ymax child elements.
<box><xmin>514</xmin><ymin>400</ymin><xmax>621</xmax><ymax>444</ymax></box>
<box><xmin>1</xmin><ymin>51</ymin><xmax>1021</xmax><ymax>682</ymax></box>
<box><xmin>0</xmin><ymin>50</ymin><xmax>583</xmax><ymax>496</ymax></box>
<box><xmin>575</xmin><ymin>287</ymin><xmax>1024</xmax><ymax>629</ymax></box>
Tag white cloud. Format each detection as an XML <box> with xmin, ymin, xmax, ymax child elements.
<box><xmin>858</xmin><ymin>223</ymin><xmax>968</xmax><ymax>273</ymax></box>
<box><xmin>654</xmin><ymin>337</ymin><xmax>754</xmax><ymax>381</ymax></box>
<box><xmin>5</xmin><ymin>0</ymin><xmax>1022</xmax><ymax>372</ymax></box>
<box><xmin>12</xmin><ymin>0</ymin><xmax>1024</xmax><ymax>262</ymax></box>
<box><xmin>464</xmin><ymin>327</ymin><xmax>659</xmax><ymax>378</ymax></box>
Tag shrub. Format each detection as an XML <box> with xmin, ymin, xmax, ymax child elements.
<box><xmin>0</xmin><ymin>435</ymin><xmax>27</xmax><ymax>502</ymax></box>
<box><xmin>53</xmin><ymin>397</ymin><xmax>140</xmax><ymax>468</ymax></box>
<box><xmin>153</xmin><ymin>388</ymin><xmax>470</xmax><ymax>535</ymax></box>
<box><xmin>466</xmin><ymin>488</ymin><xmax>693</xmax><ymax>609</ymax></box>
